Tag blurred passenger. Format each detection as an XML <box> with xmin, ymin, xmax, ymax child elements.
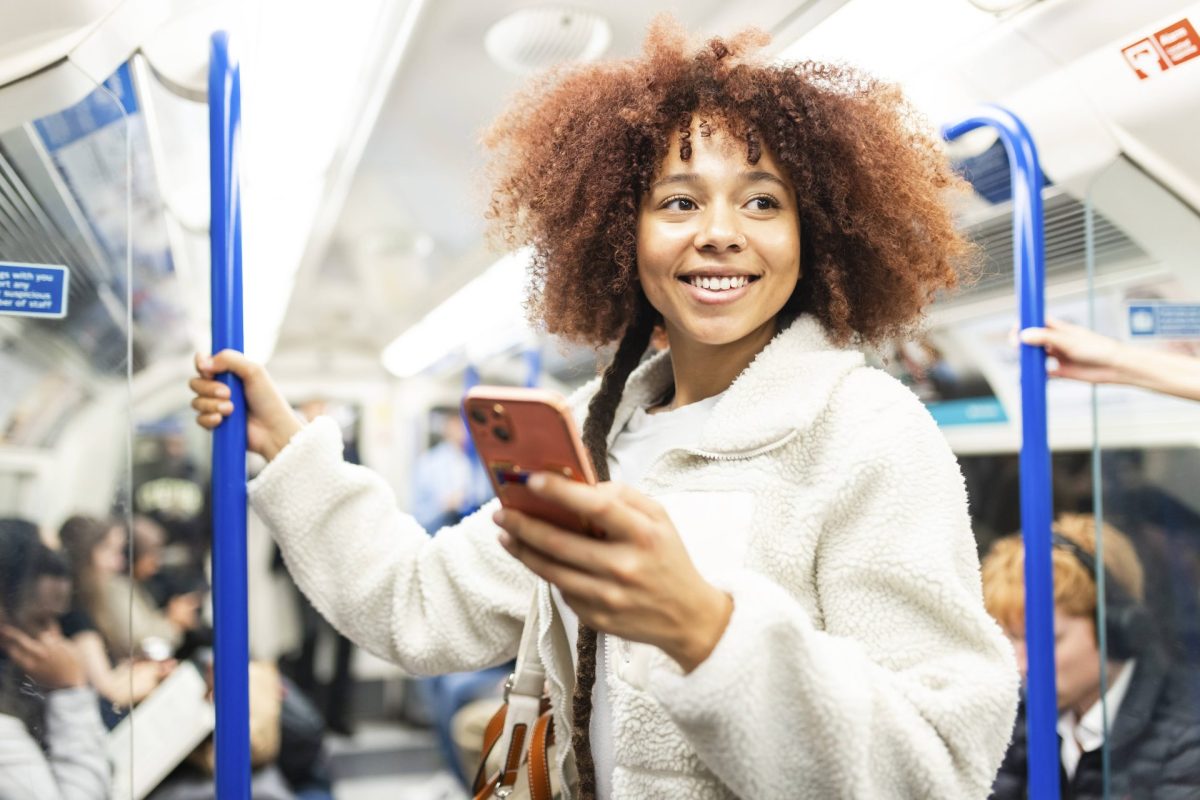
<box><xmin>125</xmin><ymin>515</ymin><xmax>208</xmax><ymax>660</ymax></box>
<box><xmin>984</xmin><ymin>513</ymin><xmax>1200</xmax><ymax>799</ymax></box>
<box><xmin>134</xmin><ymin>427</ymin><xmax>210</xmax><ymax>588</ymax></box>
<box><xmin>409</xmin><ymin>407</ymin><xmax>507</xmax><ymax>783</ymax></box>
<box><xmin>275</xmin><ymin>399</ymin><xmax>357</xmax><ymax>737</ymax></box>
<box><xmin>58</xmin><ymin>515</ymin><xmax>174</xmax><ymax>713</ymax></box>
<box><xmin>0</xmin><ymin>517</ymin><xmax>109</xmax><ymax>799</ymax></box>
<box><xmin>412</xmin><ymin>408</ymin><xmax>486</xmax><ymax>533</ymax></box>
<box><xmin>148</xmin><ymin>661</ymin><xmax>296</xmax><ymax>800</ymax></box>
<box><xmin>190</xmin><ymin>18</ymin><xmax>1018</xmax><ymax>798</ymax></box>
<box><xmin>1021</xmin><ymin>317</ymin><xmax>1200</xmax><ymax>401</ymax></box>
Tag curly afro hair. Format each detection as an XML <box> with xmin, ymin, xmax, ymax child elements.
<box><xmin>484</xmin><ymin>15</ymin><xmax>975</xmax><ymax>348</ymax></box>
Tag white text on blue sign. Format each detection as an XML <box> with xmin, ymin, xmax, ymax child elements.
<box><xmin>0</xmin><ymin>263</ymin><xmax>70</xmax><ymax>319</ymax></box>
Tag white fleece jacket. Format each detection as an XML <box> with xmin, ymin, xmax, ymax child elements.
<box><xmin>249</xmin><ymin>315</ymin><xmax>1019</xmax><ymax>799</ymax></box>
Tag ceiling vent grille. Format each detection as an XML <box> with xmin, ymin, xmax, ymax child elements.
<box><xmin>954</xmin><ymin>190</ymin><xmax>1149</xmax><ymax>301</ymax></box>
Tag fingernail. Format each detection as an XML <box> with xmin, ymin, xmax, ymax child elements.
<box><xmin>216</xmin><ymin>386</ymin><xmax>230</xmax><ymax>398</ymax></box>
<box><xmin>493</xmin><ymin>510</ymin><xmax>506</xmax><ymax>526</ymax></box>
<box><xmin>497</xmin><ymin>531</ymin><xmax>513</xmax><ymax>549</ymax></box>
<box><xmin>528</xmin><ymin>474</ymin><xmax>546</xmax><ymax>490</ymax></box>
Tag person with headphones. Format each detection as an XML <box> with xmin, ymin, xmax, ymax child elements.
<box><xmin>981</xmin><ymin>513</ymin><xmax>1200</xmax><ymax>799</ymax></box>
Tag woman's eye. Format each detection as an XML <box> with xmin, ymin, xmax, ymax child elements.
<box><xmin>663</xmin><ymin>197</ymin><xmax>696</xmax><ymax>211</ymax></box>
<box><xmin>747</xmin><ymin>196</ymin><xmax>779</xmax><ymax>211</ymax></box>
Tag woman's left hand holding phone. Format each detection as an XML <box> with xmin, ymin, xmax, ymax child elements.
<box><xmin>493</xmin><ymin>474</ymin><xmax>733</xmax><ymax>673</ymax></box>
<box><xmin>190</xmin><ymin>351</ymin><xmax>303</xmax><ymax>461</ymax></box>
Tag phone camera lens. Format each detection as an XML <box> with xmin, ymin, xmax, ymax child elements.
<box><xmin>469</xmin><ymin>408</ymin><xmax>487</xmax><ymax>425</ymax></box>
<box><xmin>493</xmin><ymin>426</ymin><xmax>511</xmax><ymax>442</ymax></box>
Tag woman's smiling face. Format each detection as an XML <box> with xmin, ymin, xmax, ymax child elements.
<box><xmin>636</xmin><ymin>122</ymin><xmax>801</xmax><ymax>350</ymax></box>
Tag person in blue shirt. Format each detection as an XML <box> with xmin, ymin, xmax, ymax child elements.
<box><xmin>411</xmin><ymin>408</ymin><xmax>491</xmax><ymax>533</ymax></box>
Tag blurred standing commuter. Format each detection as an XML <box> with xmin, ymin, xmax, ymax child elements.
<box><xmin>410</xmin><ymin>407</ymin><xmax>505</xmax><ymax>783</ymax></box>
<box><xmin>411</xmin><ymin>409</ymin><xmax>490</xmax><ymax>533</ymax></box>
<box><xmin>275</xmin><ymin>400</ymin><xmax>358</xmax><ymax>736</ymax></box>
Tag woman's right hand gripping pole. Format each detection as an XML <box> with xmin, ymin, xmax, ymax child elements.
<box><xmin>190</xmin><ymin>350</ymin><xmax>303</xmax><ymax>461</ymax></box>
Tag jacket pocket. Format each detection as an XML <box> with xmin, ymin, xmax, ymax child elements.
<box><xmin>653</xmin><ymin>490</ymin><xmax>755</xmax><ymax>582</ymax></box>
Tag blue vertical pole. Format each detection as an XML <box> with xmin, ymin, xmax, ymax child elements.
<box><xmin>943</xmin><ymin>106</ymin><xmax>1056</xmax><ymax>799</ymax></box>
<box><xmin>208</xmin><ymin>30</ymin><xmax>250</xmax><ymax>800</ymax></box>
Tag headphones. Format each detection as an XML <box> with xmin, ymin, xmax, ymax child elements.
<box><xmin>1050</xmin><ymin>532</ymin><xmax>1154</xmax><ymax>660</ymax></box>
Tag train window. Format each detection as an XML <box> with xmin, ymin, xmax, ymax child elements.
<box><xmin>1083</xmin><ymin>161</ymin><xmax>1200</xmax><ymax>796</ymax></box>
<box><xmin>1</xmin><ymin>62</ymin><xmax>139</xmax><ymax>797</ymax></box>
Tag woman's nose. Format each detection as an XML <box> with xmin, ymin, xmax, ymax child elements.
<box><xmin>694</xmin><ymin>204</ymin><xmax>746</xmax><ymax>251</ymax></box>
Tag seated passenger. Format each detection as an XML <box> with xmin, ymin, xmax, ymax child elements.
<box><xmin>58</xmin><ymin>515</ymin><xmax>174</xmax><ymax>712</ymax></box>
<box><xmin>124</xmin><ymin>515</ymin><xmax>206</xmax><ymax>658</ymax></box>
<box><xmin>0</xmin><ymin>517</ymin><xmax>109</xmax><ymax>799</ymax></box>
<box><xmin>984</xmin><ymin>513</ymin><xmax>1200</xmax><ymax>799</ymax></box>
<box><xmin>146</xmin><ymin>660</ymin><xmax>296</xmax><ymax>800</ymax></box>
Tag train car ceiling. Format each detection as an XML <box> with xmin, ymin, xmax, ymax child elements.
<box><xmin>1</xmin><ymin>0</ymin><xmax>1198</xmax><ymax>459</ymax></box>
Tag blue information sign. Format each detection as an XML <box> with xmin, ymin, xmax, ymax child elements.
<box><xmin>1128</xmin><ymin>301</ymin><xmax>1200</xmax><ymax>339</ymax></box>
<box><xmin>0</xmin><ymin>263</ymin><xmax>70</xmax><ymax>318</ymax></box>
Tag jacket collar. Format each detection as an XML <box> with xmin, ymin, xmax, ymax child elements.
<box><xmin>1108</xmin><ymin>654</ymin><xmax>1169</xmax><ymax>751</ymax></box>
<box><xmin>575</xmin><ymin>314</ymin><xmax>865</xmax><ymax>457</ymax></box>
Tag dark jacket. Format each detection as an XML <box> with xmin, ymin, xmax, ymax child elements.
<box><xmin>991</xmin><ymin>656</ymin><xmax>1200</xmax><ymax>799</ymax></box>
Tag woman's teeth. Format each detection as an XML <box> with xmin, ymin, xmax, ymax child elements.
<box><xmin>686</xmin><ymin>275</ymin><xmax>751</xmax><ymax>291</ymax></box>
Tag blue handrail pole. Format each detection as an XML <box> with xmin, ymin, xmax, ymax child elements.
<box><xmin>208</xmin><ymin>30</ymin><xmax>251</xmax><ymax>799</ymax></box>
<box><xmin>943</xmin><ymin>106</ymin><xmax>1056</xmax><ymax>799</ymax></box>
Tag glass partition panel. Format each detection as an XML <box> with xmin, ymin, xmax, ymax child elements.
<box><xmin>0</xmin><ymin>63</ymin><xmax>134</xmax><ymax>795</ymax></box>
<box><xmin>1084</xmin><ymin>158</ymin><xmax>1200</xmax><ymax>797</ymax></box>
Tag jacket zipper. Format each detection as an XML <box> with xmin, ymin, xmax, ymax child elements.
<box><xmin>637</xmin><ymin>428</ymin><xmax>800</xmax><ymax>485</ymax></box>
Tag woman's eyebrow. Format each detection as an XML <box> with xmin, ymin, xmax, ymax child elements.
<box><xmin>743</xmin><ymin>170</ymin><xmax>788</xmax><ymax>189</ymax></box>
<box><xmin>650</xmin><ymin>170</ymin><xmax>788</xmax><ymax>190</ymax></box>
<box><xmin>650</xmin><ymin>172</ymin><xmax>699</xmax><ymax>190</ymax></box>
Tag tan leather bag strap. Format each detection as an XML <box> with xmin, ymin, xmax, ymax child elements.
<box><xmin>528</xmin><ymin>711</ymin><xmax>555</xmax><ymax>800</ymax></box>
<box><xmin>473</xmin><ymin>704</ymin><xmax>508</xmax><ymax>795</ymax></box>
<box><xmin>472</xmin><ymin>592</ymin><xmax>550</xmax><ymax>799</ymax></box>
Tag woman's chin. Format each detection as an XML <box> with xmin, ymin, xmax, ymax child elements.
<box><xmin>672</xmin><ymin>318</ymin><xmax>775</xmax><ymax>350</ymax></box>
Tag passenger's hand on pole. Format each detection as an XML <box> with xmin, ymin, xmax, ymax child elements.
<box><xmin>492</xmin><ymin>474</ymin><xmax>733</xmax><ymax>673</ymax></box>
<box><xmin>1020</xmin><ymin>317</ymin><xmax>1125</xmax><ymax>384</ymax></box>
<box><xmin>0</xmin><ymin>624</ymin><xmax>86</xmax><ymax>690</ymax></box>
<box><xmin>190</xmin><ymin>350</ymin><xmax>303</xmax><ymax>461</ymax></box>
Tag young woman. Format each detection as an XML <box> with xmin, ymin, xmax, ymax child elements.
<box><xmin>58</xmin><ymin>516</ymin><xmax>175</xmax><ymax>710</ymax></box>
<box><xmin>191</xmin><ymin>19</ymin><xmax>1018</xmax><ymax>799</ymax></box>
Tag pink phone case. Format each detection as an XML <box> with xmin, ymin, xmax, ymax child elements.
<box><xmin>463</xmin><ymin>386</ymin><xmax>598</xmax><ymax>534</ymax></box>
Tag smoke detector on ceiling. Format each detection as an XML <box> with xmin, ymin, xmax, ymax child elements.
<box><xmin>484</xmin><ymin>6</ymin><xmax>612</xmax><ymax>75</ymax></box>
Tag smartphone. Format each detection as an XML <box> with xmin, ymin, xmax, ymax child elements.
<box><xmin>463</xmin><ymin>386</ymin><xmax>598</xmax><ymax>534</ymax></box>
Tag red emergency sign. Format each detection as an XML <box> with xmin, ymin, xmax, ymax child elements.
<box><xmin>1123</xmin><ymin>18</ymin><xmax>1199</xmax><ymax>80</ymax></box>
<box><xmin>1155</xmin><ymin>18</ymin><xmax>1200</xmax><ymax>66</ymax></box>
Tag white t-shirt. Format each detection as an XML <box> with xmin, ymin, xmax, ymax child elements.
<box><xmin>552</xmin><ymin>391</ymin><xmax>724</xmax><ymax>799</ymax></box>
